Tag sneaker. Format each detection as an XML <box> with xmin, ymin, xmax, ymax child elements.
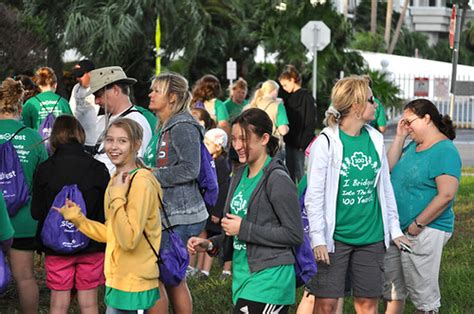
<box><xmin>219</xmin><ymin>272</ymin><xmax>232</xmax><ymax>281</ymax></box>
<box><xmin>195</xmin><ymin>271</ymin><xmax>209</xmax><ymax>280</ymax></box>
<box><xmin>186</xmin><ymin>266</ymin><xmax>198</xmax><ymax>277</ymax></box>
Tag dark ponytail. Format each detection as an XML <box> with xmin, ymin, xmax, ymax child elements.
<box><xmin>232</xmin><ymin>108</ymin><xmax>280</xmax><ymax>157</ymax></box>
<box><xmin>404</xmin><ymin>98</ymin><xmax>456</xmax><ymax>140</ymax></box>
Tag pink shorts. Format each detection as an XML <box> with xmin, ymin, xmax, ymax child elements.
<box><xmin>45</xmin><ymin>252</ymin><xmax>105</xmax><ymax>291</ymax></box>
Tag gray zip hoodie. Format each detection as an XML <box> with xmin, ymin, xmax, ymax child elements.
<box><xmin>153</xmin><ymin>112</ymin><xmax>208</xmax><ymax>227</ymax></box>
<box><xmin>210</xmin><ymin>158</ymin><xmax>304</xmax><ymax>273</ymax></box>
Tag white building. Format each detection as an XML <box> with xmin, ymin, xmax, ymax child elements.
<box><xmin>334</xmin><ymin>0</ymin><xmax>474</xmax><ymax>45</ymax></box>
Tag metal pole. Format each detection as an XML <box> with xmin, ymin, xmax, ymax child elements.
<box><xmin>312</xmin><ymin>24</ymin><xmax>319</xmax><ymax>106</ymax></box>
<box><xmin>449</xmin><ymin>5</ymin><xmax>462</xmax><ymax>118</ymax></box>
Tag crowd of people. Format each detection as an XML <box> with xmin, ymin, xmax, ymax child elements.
<box><xmin>0</xmin><ymin>60</ymin><xmax>462</xmax><ymax>314</ymax></box>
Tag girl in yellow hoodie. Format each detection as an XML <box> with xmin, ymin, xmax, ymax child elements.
<box><xmin>56</xmin><ymin>118</ymin><xmax>162</xmax><ymax>313</ymax></box>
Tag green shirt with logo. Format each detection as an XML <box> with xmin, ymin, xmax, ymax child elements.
<box><xmin>230</xmin><ymin>157</ymin><xmax>295</xmax><ymax>305</ymax></box>
<box><xmin>334</xmin><ymin>128</ymin><xmax>384</xmax><ymax>245</ymax></box>
<box><xmin>21</xmin><ymin>91</ymin><xmax>72</xmax><ymax>130</ymax></box>
<box><xmin>0</xmin><ymin>119</ymin><xmax>48</xmax><ymax>237</ymax></box>
<box><xmin>223</xmin><ymin>98</ymin><xmax>248</xmax><ymax>122</ymax></box>
<box><xmin>134</xmin><ymin>106</ymin><xmax>157</xmax><ymax>135</ymax></box>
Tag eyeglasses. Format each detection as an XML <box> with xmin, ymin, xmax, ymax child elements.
<box><xmin>402</xmin><ymin>117</ymin><xmax>418</xmax><ymax>127</ymax></box>
<box><xmin>367</xmin><ymin>96</ymin><xmax>375</xmax><ymax>105</ymax></box>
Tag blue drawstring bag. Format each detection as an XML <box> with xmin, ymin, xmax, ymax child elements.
<box><xmin>0</xmin><ymin>127</ymin><xmax>30</xmax><ymax>216</ymax></box>
<box><xmin>0</xmin><ymin>250</ymin><xmax>11</xmax><ymax>294</ymax></box>
<box><xmin>36</xmin><ymin>96</ymin><xmax>60</xmax><ymax>155</ymax></box>
<box><xmin>197</xmin><ymin>141</ymin><xmax>219</xmax><ymax>207</ymax></box>
<box><xmin>294</xmin><ymin>186</ymin><xmax>318</xmax><ymax>287</ymax></box>
<box><xmin>157</xmin><ymin>229</ymin><xmax>189</xmax><ymax>286</ymax></box>
<box><xmin>41</xmin><ymin>185</ymin><xmax>89</xmax><ymax>254</ymax></box>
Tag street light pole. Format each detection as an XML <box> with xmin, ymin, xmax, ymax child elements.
<box><xmin>449</xmin><ymin>5</ymin><xmax>462</xmax><ymax>118</ymax></box>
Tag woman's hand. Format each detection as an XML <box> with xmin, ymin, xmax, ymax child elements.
<box><xmin>313</xmin><ymin>245</ymin><xmax>330</xmax><ymax>265</ymax></box>
<box><xmin>211</xmin><ymin>215</ymin><xmax>220</xmax><ymax>224</ymax></box>
<box><xmin>221</xmin><ymin>213</ymin><xmax>242</xmax><ymax>236</ymax></box>
<box><xmin>187</xmin><ymin>237</ymin><xmax>210</xmax><ymax>255</ymax></box>
<box><xmin>111</xmin><ymin>172</ymin><xmax>130</xmax><ymax>187</ymax></box>
<box><xmin>393</xmin><ymin>235</ymin><xmax>411</xmax><ymax>249</ymax></box>
<box><xmin>395</xmin><ymin>118</ymin><xmax>410</xmax><ymax>138</ymax></box>
<box><xmin>53</xmin><ymin>198</ymin><xmax>81</xmax><ymax>221</ymax></box>
<box><xmin>406</xmin><ymin>222</ymin><xmax>423</xmax><ymax>237</ymax></box>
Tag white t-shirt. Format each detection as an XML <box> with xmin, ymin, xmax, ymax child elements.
<box><xmin>69</xmin><ymin>84</ymin><xmax>100</xmax><ymax>146</ymax></box>
<box><xmin>94</xmin><ymin>106</ymin><xmax>152</xmax><ymax>174</ymax></box>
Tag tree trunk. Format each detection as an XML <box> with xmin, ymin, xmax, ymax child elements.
<box><xmin>388</xmin><ymin>0</ymin><xmax>409</xmax><ymax>54</ymax></box>
<box><xmin>384</xmin><ymin>0</ymin><xmax>393</xmax><ymax>48</ymax></box>
<box><xmin>370</xmin><ymin>0</ymin><xmax>377</xmax><ymax>33</ymax></box>
<box><xmin>460</xmin><ymin>0</ymin><xmax>469</xmax><ymax>31</ymax></box>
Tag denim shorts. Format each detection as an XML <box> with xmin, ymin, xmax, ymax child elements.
<box><xmin>161</xmin><ymin>219</ymin><xmax>207</xmax><ymax>249</ymax></box>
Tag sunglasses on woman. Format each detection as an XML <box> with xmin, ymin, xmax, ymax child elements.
<box><xmin>402</xmin><ymin>117</ymin><xmax>418</xmax><ymax>127</ymax></box>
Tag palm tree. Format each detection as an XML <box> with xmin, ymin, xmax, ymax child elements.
<box><xmin>388</xmin><ymin>0</ymin><xmax>409</xmax><ymax>54</ymax></box>
<box><xmin>384</xmin><ymin>0</ymin><xmax>393</xmax><ymax>48</ymax></box>
<box><xmin>370</xmin><ymin>0</ymin><xmax>377</xmax><ymax>33</ymax></box>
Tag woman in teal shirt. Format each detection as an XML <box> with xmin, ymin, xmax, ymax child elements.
<box><xmin>188</xmin><ymin>108</ymin><xmax>303</xmax><ymax>314</ymax></box>
<box><xmin>385</xmin><ymin>98</ymin><xmax>461</xmax><ymax>313</ymax></box>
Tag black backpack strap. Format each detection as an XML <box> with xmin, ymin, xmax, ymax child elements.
<box><xmin>320</xmin><ymin>132</ymin><xmax>330</xmax><ymax>149</ymax></box>
<box><xmin>119</xmin><ymin>106</ymin><xmax>140</xmax><ymax>118</ymax></box>
<box><xmin>51</xmin><ymin>95</ymin><xmax>62</xmax><ymax>112</ymax></box>
<box><xmin>35</xmin><ymin>96</ymin><xmax>47</xmax><ymax>112</ymax></box>
<box><xmin>8</xmin><ymin>127</ymin><xmax>27</xmax><ymax>142</ymax></box>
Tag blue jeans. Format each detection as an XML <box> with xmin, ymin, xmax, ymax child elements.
<box><xmin>161</xmin><ymin>219</ymin><xmax>207</xmax><ymax>249</ymax></box>
<box><xmin>285</xmin><ymin>145</ymin><xmax>305</xmax><ymax>183</ymax></box>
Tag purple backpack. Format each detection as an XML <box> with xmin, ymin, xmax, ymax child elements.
<box><xmin>41</xmin><ymin>184</ymin><xmax>90</xmax><ymax>254</ymax></box>
<box><xmin>294</xmin><ymin>187</ymin><xmax>318</xmax><ymax>287</ymax></box>
<box><xmin>0</xmin><ymin>250</ymin><xmax>11</xmax><ymax>294</ymax></box>
<box><xmin>37</xmin><ymin>96</ymin><xmax>61</xmax><ymax>155</ymax></box>
<box><xmin>0</xmin><ymin>127</ymin><xmax>30</xmax><ymax>216</ymax></box>
<box><xmin>198</xmin><ymin>141</ymin><xmax>219</xmax><ymax>207</ymax></box>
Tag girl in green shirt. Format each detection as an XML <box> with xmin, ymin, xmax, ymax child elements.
<box><xmin>188</xmin><ymin>108</ymin><xmax>304</xmax><ymax>314</ymax></box>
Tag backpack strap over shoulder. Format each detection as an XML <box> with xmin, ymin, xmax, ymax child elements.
<box><xmin>8</xmin><ymin>127</ymin><xmax>26</xmax><ymax>142</ymax></box>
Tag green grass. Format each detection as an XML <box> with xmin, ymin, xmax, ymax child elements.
<box><xmin>1</xmin><ymin>175</ymin><xmax>473</xmax><ymax>313</ymax></box>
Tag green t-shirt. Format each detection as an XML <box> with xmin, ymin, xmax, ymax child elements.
<box><xmin>0</xmin><ymin>194</ymin><xmax>14</xmax><ymax>241</ymax></box>
<box><xmin>134</xmin><ymin>105</ymin><xmax>158</xmax><ymax>135</ymax></box>
<box><xmin>369</xmin><ymin>98</ymin><xmax>387</xmax><ymax>129</ymax></box>
<box><xmin>143</xmin><ymin>131</ymin><xmax>161</xmax><ymax>167</ymax></box>
<box><xmin>223</xmin><ymin>98</ymin><xmax>248</xmax><ymax>122</ymax></box>
<box><xmin>276</xmin><ymin>103</ymin><xmax>289</xmax><ymax>127</ymax></box>
<box><xmin>21</xmin><ymin>91</ymin><xmax>72</xmax><ymax>130</ymax></box>
<box><xmin>105</xmin><ymin>286</ymin><xmax>159</xmax><ymax>310</ymax></box>
<box><xmin>334</xmin><ymin>128</ymin><xmax>384</xmax><ymax>246</ymax></box>
<box><xmin>206</xmin><ymin>98</ymin><xmax>229</xmax><ymax>123</ymax></box>
<box><xmin>391</xmin><ymin>140</ymin><xmax>461</xmax><ymax>232</ymax></box>
<box><xmin>0</xmin><ymin>119</ymin><xmax>48</xmax><ymax>237</ymax></box>
<box><xmin>230</xmin><ymin>157</ymin><xmax>295</xmax><ymax>305</ymax></box>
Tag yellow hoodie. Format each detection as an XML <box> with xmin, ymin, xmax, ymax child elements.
<box><xmin>61</xmin><ymin>168</ymin><xmax>162</xmax><ymax>292</ymax></box>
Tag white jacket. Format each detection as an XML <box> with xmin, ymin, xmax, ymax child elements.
<box><xmin>305</xmin><ymin>124</ymin><xmax>403</xmax><ymax>253</ymax></box>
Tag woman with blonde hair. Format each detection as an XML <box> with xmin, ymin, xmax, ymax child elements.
<box><xmin>0</xmin><ymin>78</ymin><xmax>48</xmax><ymax>313</ymax></box>
<box><xmin>56</xmin><ymin>118</ymin><xmax>163</xmax><ymax>313</ymax></box>
<box><xmin>21</xmin><ymin>67</ymin><xmax>72</xmax><ymax>130</ymax></box>
<box><xmin>249</xmin><ymin>80</ymin><xmax>289</xmax><ymax>158</ymax></box>
<box><xmin>305</xmin><ymin>76</ymin><xmax>408</xmax><ymax>314</ymax></box>
<box><xmin>149</xmin><ymin>72</ymin><xmax>208</xmax><ymax>314</ymax></box>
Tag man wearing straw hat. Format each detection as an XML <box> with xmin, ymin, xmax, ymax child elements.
<box><xmin>87</xmin><ymin>66</ymin><xmax>152</xmax><ymax>173</ymax></box>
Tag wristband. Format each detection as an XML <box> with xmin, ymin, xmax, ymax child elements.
<box><xmin>414</xmin><ymin>219</ymin><xmax>425</xmax><ymax>229</ymax></box>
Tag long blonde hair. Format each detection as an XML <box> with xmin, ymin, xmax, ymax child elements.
<box><xmin>250</xmin><ymin>80</ymin><xmax>279</xmax><ymax>108</ymax></box>
<box><xmin>324</xmin><ymin>76</ymin><xmax>369</xmax><ymax>127</ymax></box>
<box><xmin>151</xmin><ymin>72</ymin><xmax>192</xmax><ymax>128</ymax></box>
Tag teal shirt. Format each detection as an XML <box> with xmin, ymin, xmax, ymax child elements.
<box><xmin>224</xmin><ymin>98</ymin><xmax>248</xmax><ymax>121</ymax></box>
<box><xmin>230</xmin><ymin>157</ymin><xmax>295</xmax><ymax>305</ymax></box>
<box><xmin>334</xmin><ymin>128</ymin><xmax>384</xmax><ymax>245</ymax></box>
<box><xmin>0</xmin><ymin>194</ymin><xmax>14</xmax><ymax>241</ymax></box>
<box><xmin>0</xmin><ymin>120</ymin><xmax>48</xmax><ymax>237</ymax></box>
<box><xmin>21</xmin><ymin>91</ymin><xmax>72</xmax><ymax>130</ymax></box>
<box><xmin>391</xmin><ymin>140</ymin><xmax>461</xmax><ymax>232</ymax></box>
<box><xmin>205</xmin><ymin>98</ymin><xmax>229</xmax><ymax>122</ymax></box>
